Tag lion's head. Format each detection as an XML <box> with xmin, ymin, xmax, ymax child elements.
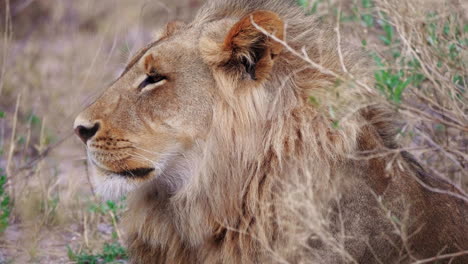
<box><xmin>74</xmin><ymin>10</ymin><xmax>286</xmax><ymax>199</ymax></box>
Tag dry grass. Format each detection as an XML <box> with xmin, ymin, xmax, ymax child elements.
<box><xmin>297</xmin><ymin>0</ymin><xmax>467</xmax><ymax>188</ymax></box>
<box><xmin>0</xmin><ymin>0</ymin><xmax>466</xmax><ymax>263</ymax></box>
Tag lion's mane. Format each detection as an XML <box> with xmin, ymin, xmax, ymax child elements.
<box><xmin>123</xmin><ymin>1</ymin><xmax>467</xmax><ymax>263</ymax></box>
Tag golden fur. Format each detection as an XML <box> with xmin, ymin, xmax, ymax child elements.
<box><xmin>74</xmin><ymin>0</ymin><xmax>468</xmax><ymax>263</ymax></box>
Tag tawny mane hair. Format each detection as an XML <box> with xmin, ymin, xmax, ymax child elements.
<box><xmin>122</xmin><ymin>0</ymin><xmax>467</xmax><ymax>263</ymax></box>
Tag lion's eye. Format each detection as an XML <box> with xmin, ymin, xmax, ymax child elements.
<box><xmin>138</xmin><ymin>74</ymin><xmax>167</xmax><ymax>90</ymax></box>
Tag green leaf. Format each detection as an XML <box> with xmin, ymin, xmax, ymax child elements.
<box><xmin>67</xmin><ymin>246</ymin><xmax>77</xmax><ymax>261</ymax></box>
<box><xmin>411</xmin><ymin>74</ymin><xmax>426</xmax><ymax>87</ymax></box>
<box><xmin>332</xmin><ymin>120</ymin><xmax>340</xmax><ymax>129</ymax></box>
<box><xmin>310</xmin><ymin>1</ymin><xmax>319</xmax><ymax>14</ymax></box>
<box><xmin>106</xmin><ymin>200</ymin><xmax>117</xmax><ymax>213</ymax></box>
<box><xmin>0</xmin><ymin>111</ymin><xmax>4</xmax><ymax>118</ymax></box>
<box><xmin>443</xmin><ymin>22</ymin><xmax>450</xmax><ymax>35</ymax></box>
<box><xmin>435</xmin><ymin>124</ymin><xmax>446</xmax><ymax>132</ymax></box>
<box><xmin>17</xmin><ymin>136</ymin><xmax>26</xmax><ymax>145</ymax></box>
<box><xmin>378</xmin><ymin>19</ymin><xmax>394</xmax><ymax>46</ymax></box>
<box><xmin>392</xmin><ymin>78</ymin><xmax>410</xmax><ymax>103</ymax></box>
<box><xmin>28</xmin><ymin>114</ymin><xmax>41</xmax><ymax>126</ymax></box>
<box><xmin>309</xmin><ymin>96</ymin><xmax>320</xmax><ymax>107</ymax></box>
<box><xmin>392</xmin><ymin>49</ymin><xmax>401</xmax><ymax>59</ymax></box>
<box><xmin>453</xmin><ymin>74</ymin><xmax>463</xmax><ymax>86</ymax></box>
<box><xmin>448</xmin><ymin>43</ymin><xmax>459</xmax><ymax>60</ymax></box>
<box><xmin>1</xmin><ymin>196</ymin><xmax>10</xmax><ymax>207</ymax></box>
<box><xmin>0</xmin><ymin>175</ymin><xmax>6</xmax><ymax>186</ymax></box>
<box><xmin>362</xmin><ymin>0</ymin><xmax>373</xmax><ymax>8</ymax></box>
<box><xmin>361</xmin><ymin>39</ymin><xmax>367</xmax><ymax>47</ymax></box>
<box><xmin>297</xmin><ymin>0</ymin><xmax>308</xmax><ymax>8</ymax></box>
<box><xmin>361</xmin><ymin>14</ymin><xmax>374</xmax><ymax>27</ymax></box>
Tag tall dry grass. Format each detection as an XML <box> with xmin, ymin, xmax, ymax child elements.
<box><xmin>299</xmin><ymin>0</ymin><xmax>467</xmax><ymax>188</ymax></box>
<box><xmin>0</xmin><ymin>0</ymin><xmax>466</xmax><ymax>263</ymax></box>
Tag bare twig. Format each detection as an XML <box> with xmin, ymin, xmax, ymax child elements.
<box><xmin>16</xmin><ymin>130</ymin><xmax>74</xmax><ymax>171</ymax></box>
<box><xmin>250</xmin><ymin>16</ymin><xmax>375</xmax><ymax>94</ymax></box>
<box><xmin>335</xmin><ymin>4</ymin><xmax>348</xmax><ymax>74</ymax></box>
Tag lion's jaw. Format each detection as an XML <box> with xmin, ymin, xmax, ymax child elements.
<box><xmin>88</xmin><ymin>145</ymin><xmax>199</xmax><ymax>200</ymax></box>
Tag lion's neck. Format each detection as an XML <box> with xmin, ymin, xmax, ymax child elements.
<box><xmin>123</xmin><ymin>90</ymin><xmax>358</xmax><ymax>262</ymax></box>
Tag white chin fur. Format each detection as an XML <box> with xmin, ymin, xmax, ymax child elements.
<box><xmin>90</xmin><ymin>166</ymin><xmax>141</xmax><ymax>201</ymax></box>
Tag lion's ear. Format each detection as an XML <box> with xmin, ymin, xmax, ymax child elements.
<box><xmin>164</xmin><ymin>21</ymin><xmax>185</xmax><ymax>36</ymax></box>
<box><xmin>154</xmin><ymin>21</ymin><xmax>185</xmax><ymax>40</ymax></box>
<box><xmin>222</xmin><ymin>10</ymin><xmax>284</xmax><ymax>81</ymax></box>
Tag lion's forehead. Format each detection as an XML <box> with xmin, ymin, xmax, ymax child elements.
<box><xmin>92</xmin><ymin>26</ymin><xmax>214</xmax><ymax>130</ymax></box>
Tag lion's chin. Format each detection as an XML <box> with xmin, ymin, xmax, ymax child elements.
<box><xmin>88</xmin><ymin>152</ymin><xmax>193</xmax><ymax>200</ymax></box>
<box><xmin>90</xmin><ymin>165</ymin><xmax>149</xmax><ymax>201</ymax></box>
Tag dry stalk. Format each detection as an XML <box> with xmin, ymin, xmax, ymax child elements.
<box><xmin>6</xmin><ymin>93</ymin><xmax>21</xmax><ymax>205</ymax></box>
<box><xmin>250</xmin><ymin>16</ymin><xmax>375</xmax><ymax>96</ymax></box>
<box><xmin>109</xmin><ymin>211</ymin><xmax>123</xmax><ymax>244</ymax></box>
<box><xmin>35</xmin><ymin>117</ymin><xmax>48</xmax><ymax>220</ymax></box>
<box><xmin>334</xmin><ymin>4</ymin><xmax>348</xmax><ymax>74</ymax></box>
<box><xmin>0</xmin><ymin>0</ymin><xmax>12</xmax><ymax>96</ymax></box>
<box><xmin>84</xmin><ymin>213</ymin><xmax>89</xmax><ymax>248</ymax></box>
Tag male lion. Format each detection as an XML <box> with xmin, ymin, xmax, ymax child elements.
<box><xmin>74</xmin><ymin>0</ymin><xmax>468</xmax><ymax>263</ymax></box>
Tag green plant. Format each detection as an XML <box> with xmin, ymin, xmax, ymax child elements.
<box><xmin>0</xmin><ymin>110</ymin><xmax>10</xmax><ymax>233</ymax></box>
<box><xmin>89</xmin><ymin>199</ymin><xmax>126</xmax><ymax>220</ymax></box>
<box><xmin>27</xmin><ymin>113</ymin><xmax>41</xmax><ymax>126</ymax></box>
<box><xmin>67</xmin><ymin>198</ymin><xmax>129</xmax><ymax>263</ymax></box>
<box><xmin>67</xmin><ymin>242</ymin><xmax>128</xmax><ymax>264</ymax></box>
<box><xmin>0</xmin><ymin>168</ymin><xmax>10</xmax><ymax>233</ymax></box>
<box><xmin>297</xmin><ymin>0</ymin><xmax>308</xmax><ymax>8</ymax></box>
<box><xmin>360</xmin><ymin>0</ymin><xmax>374</xmax><ymax>27</ymax></box>
<box><xmin>378</xmin><ymin>16</ymin><xmax>394</xmax><ymax>46</ymax></box>
<box><xmin>372</xmin><ymin>54</ymin><xmax>416</xmax><ymax>104</ymax></box>
<box><xmin>297</xmin><ymin>0</ymin><xmax>323</xmax><ymax>15</ymax></box>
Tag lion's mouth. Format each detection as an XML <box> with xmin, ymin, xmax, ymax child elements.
<box><xmin>103</xmin><ymin>167</ymin><xmax>155</xmax><ymax>178</ymax></box>
<box><xmin>91</xmin><ymin>160</ymin><xmax>155</xmax><ymax>178</ymax></box>
<box><xmin>114</xmin><ymin>167</ymin><xmax>155</xmax><ymax>178</ymax></box>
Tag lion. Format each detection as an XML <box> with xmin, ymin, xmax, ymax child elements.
<box><xmin>74</xmin><ymin>0</ymin><xmax>468</xmax><ymax>263</ymax></box>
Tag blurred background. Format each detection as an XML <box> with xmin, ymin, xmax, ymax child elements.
<box><xmin>0</xmin><ymin>0</ymin><xmax>466</xmax><ymax>263</ymax></box>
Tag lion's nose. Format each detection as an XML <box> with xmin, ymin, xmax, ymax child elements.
<box><xmin>74</xmin><ymin>122</ymin><xmax>100</xmax><ymax>144</ymax></box>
